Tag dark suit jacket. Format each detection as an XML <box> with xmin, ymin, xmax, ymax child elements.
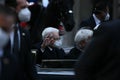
<box><xmin>41</xmin><ymin>47</ymin><xmax>65</xmax><ymax>59</ymax></box>
<box><xmin>75</xmin><ymin>19</ymin><xmax>120</xmax><ymax>80</ymax></box>
<box><xmin>80</xmin><ymin>16</ymin><xmax>96</xmax><ymax>30</ymax></box>
<box><xmin>1</xmin><ymin>44</ymin><xmax>19</xmax><ymax>80</ymax></box>
<box><xmin>36</xmin><ymin>43</ymin><xmax>65</xmax><ymax>67</ymax></box>
<box><xmin>65</xmin><ymin>47</ymin><xmax>82</xmax><ymax>59</ymax></box>
<box><xmin>37</xmin><ymin>47</ymin><xmax>65</xmax><ymax>68</ymax></box>
<box><xmin>15</xmin><ymin>25</ymin><xmax>39</xmax><ymax>80</ymax></box>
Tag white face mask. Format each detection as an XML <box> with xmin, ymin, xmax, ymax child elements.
<box><xmin>42</xmin><ymin>0</ymin><xmax>49</xmax><ymax>8</ymax></box>
<box><xmin>18</xmin><ymin>8</ymin><xmax>31</xmax><ymax>22</ymax></box>
<box><xmin>105</xmin><ymin>13</ymin><xmax>110</xmax><ymax>21</ymax></box>
<box><xmin>54</xmin><ymin>39</ymin><xmax>62</xmax><ymax>48</ymax></box>
<box><xmin>0</xmin><ymin>28</ymin><xmax>9</xmax><ymax>48</ymax></box>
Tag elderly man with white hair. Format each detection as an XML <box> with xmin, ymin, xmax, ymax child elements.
<box><xmin>36</xmin><ymin>27</ymin><xmax>65</xmax><ymax>67</ymax></box>
<box><xmin>66</xmin><ymin>28</ymin><xmax>93</xmax><ymax>59</ymax></box>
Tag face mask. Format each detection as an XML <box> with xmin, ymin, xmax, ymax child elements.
<box><xmin>18</xmin><ymin>8</ymin><xmax>31</xmax><ymax>22</ymax></box>
<box><xmin>42</xmin><ymin>0</ymin><xmax>49</xmax><ymax>8</ymax></box>
<box><xmin>54</xmin><ymin>39</ymin><xmax>62</xmax><ymax>48</ymax></box>
<box><xmin>0</xmin><ymin>28</ymin><xmax>9</xmax><ymax>48</ymax></box>
<box><xmin>105</xmin><ymin>13</ymin><xmax>110</xmax><ymax>21</ymax></box>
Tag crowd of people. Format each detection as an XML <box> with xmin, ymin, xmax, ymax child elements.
<box><xmin>1</xmin><ymin>0</ymin><xmax>120</xmax><ymax>80</ymax></box>
<box><xmin>0</xmin><ymin>0</ymin><xmax>93</xmax><ymax>80</ymax></box>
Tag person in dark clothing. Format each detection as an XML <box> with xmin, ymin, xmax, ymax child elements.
<box><xmin>67</xmin><ymin>48</ymin><xmax>82</xmax><ymax>59</ymax></box>
<box><xmin>80</xmin><ymin>1</ymin><xmax>110</xmax><ymax>30</ymax></box>
<box><xmin>5</xmin><ymin>0</ymin><xmax>39</xmax><ymax>80</ymax></box>
<box><xmin>36</xmin><ymin>27</ymin><xmax>65</xmax><ymax>68</ymax></box>
<box><xmin>66</xmin><ymin>28</ymin><xmax>93</xmax><ymax>59</ymax></box>
<box><xmin>75</xmin><ymin>19</ymin><xmax>120</xmax><ymax>80</ymax></box>
<box><xmin>0</xmin><ymin>5</ymin><xmax>19</xmax><ymax>80</ymax></box>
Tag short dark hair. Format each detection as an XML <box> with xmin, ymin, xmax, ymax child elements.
<box><xmin>5</xmin><ymin>0</ymin><xmax>17</xmax><ymax>8</ymax></box>
<box><xmin>93</xmin><ymin>1</ymin><xmax>109</xmax><ymax>14</ymax></box>
<box><xmin>0</xmin><ymin>4</ymin><xmax>7</xmax><ymax>14</ymax></box>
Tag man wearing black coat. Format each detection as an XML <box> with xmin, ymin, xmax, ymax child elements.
<box><xmin>80</xmin><ymin>1</ymin><xmax>110</xmax><ymax>30</ymax></box>
<box><xmin>5</xmin><ymin>0</ymin><xmax>39</xmax><ymax>80</ymax></box>
<box><xmin>36</xmin><ymin>27</ymin><xmax>65</xmax><ymax>68</ymax></box>
<box><xmin>1</xmin><ymin>42</ymin><xmax>19</xmax><ymax>80</ymax></box>
<box><xmin>0</xmin><ymin>5</ymin><xmax>19</xmax><ymax>80</ymax></box>
<box><xmin>66</xmin><ymin>28</ymin><xmax>93</xmax><ymax>59</ymax></box>
<box><xmin>36</xmin><ymin>44</ymin><xmax>65</xmax><ymax>61</ymax></box>
<box><xmin>75</xmin><ymin>19</ymin><xmax>120</xmax><ymax>80</ymax></box>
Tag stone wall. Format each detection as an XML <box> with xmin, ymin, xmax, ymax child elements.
<box><xmin>113</xmin><ymin>0</ymin><xmax>120</xmax><ymax>19</ymax></box>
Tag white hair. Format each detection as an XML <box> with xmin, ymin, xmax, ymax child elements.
<box><xmin>42</xmin><ymin>27</ymin><xmax>59</xmax><ymax>39</ymax></box>
<box><xmin>74</xmin><ymin>29</ymin><xmax>93</xmax><ymax>43</ymax></box>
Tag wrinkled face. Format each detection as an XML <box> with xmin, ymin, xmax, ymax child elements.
<box><xmin>78</xmin><ymin>40</ymin><xmax>87</xmax><ymax>50</ymax></box>
<box><xmin>16</xmin><ymin>0</ymin><xmax>28</xmax><ymax>12</ymax></box>
<box><xmin>78</xmin><ymin>36</ymin><xmax>92</xmax><ymax>50</ymax></box>
<box><xmin>49</xmin><ymin>32</ymin><xmax>60</xmax><ymax>46</ymax></box>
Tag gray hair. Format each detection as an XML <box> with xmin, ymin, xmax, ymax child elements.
<box><xmin>42</xmin><ymin>27</ymin><xmax>59</xmax><ymax>39</ymax></box>
<box><xmin>74</xmin><ymin>29</ymin><xmax>93</xmax><ymax>43</ymax></box>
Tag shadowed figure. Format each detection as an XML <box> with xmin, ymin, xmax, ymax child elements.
<box><xmin>29</xmin><ymin>0</ymin><xmax>75</xmax><ymax>44</ymax></box>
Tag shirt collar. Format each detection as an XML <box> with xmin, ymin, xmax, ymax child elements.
<box><xmin>93</xmin><ymin>14</ymin><xmax>101</xmax><ymax>25</ymax></box>
<box><xmin>48</xmin><ymin>47</ymin><xmax>53</xmax><ymax>51</ymax></box>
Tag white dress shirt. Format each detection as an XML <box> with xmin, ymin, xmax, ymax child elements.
<box><xmin>41</xmin><ymin>47</ymin><xmax>53</xmax><ymax>53</ymax></box>
<box><xmin>93</xmin><ymin>14</ymin><xmax>101</xmax><ymax>30</ymax></box>
<box><xmin>42</xmin><ymin>0</ymin><xmax>49</xmax><ymax>8</ymax></box>
<box><xmin>10</xmin><ymin>25</ymin><xmax>21</xmax><ymax>53</ymax></box>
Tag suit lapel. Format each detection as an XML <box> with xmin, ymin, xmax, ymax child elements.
<box><xmin>18</xmin><ymin>26</ymin><xmax>26</xmax><ymax>52</ymax></box>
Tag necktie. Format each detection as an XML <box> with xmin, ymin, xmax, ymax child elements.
<box><xmin>13</xmin><ymin>27</ymin><xmax>19</xmax><ymax>54</ymax></box>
